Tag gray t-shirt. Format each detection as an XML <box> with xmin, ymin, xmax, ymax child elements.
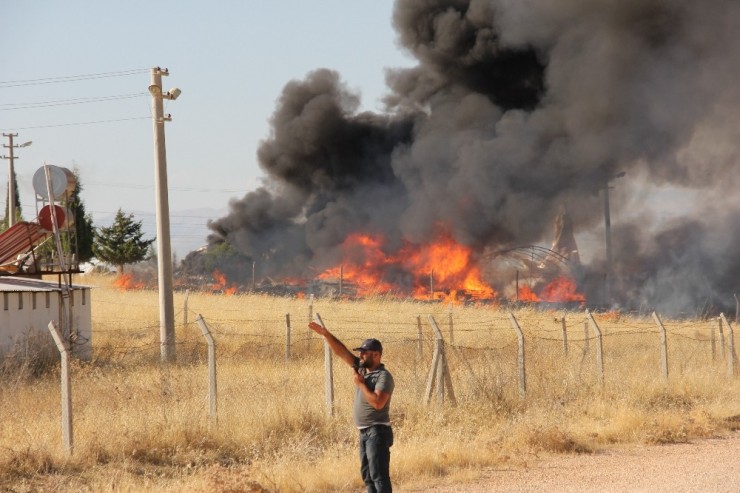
<box><xmin>353</xmin><ymin>362</ymin><xmax>395</xmax><ymax>428</ymax></box>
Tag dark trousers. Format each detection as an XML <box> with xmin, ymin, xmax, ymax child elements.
<box><xmin>359</xmin><ymin>425</ymin><xmax>393</xmax><ymax>493</ymax></box>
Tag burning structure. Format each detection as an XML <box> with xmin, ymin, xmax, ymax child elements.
<box><xmin>207</xmin><ymin>0</ymin><xmax>740</xmax><ymax>314</ymax></box>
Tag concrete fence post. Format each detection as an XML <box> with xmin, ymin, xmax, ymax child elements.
<box><xmin>652</xmin><ymin>312</ymin><xmax>669</xmax><ymax>382</ymax></box>
<box><xmin>720</xmin><ymin>313</ymin><xmax>736</xmax><ymax>378</ymax></box>
<box><xmin>315</xmin><ymin>313</ymin><xmax>334</xmax><ymax>416</ymax></box>
<box><xmin>718</xmin><ymin>316</ymin><xmax>726</xmax><ymax>361</ymax></box>
<box><xmin>195</xmin><ymin>315</ymin><xmax>218</xmax><ymax>426</ymax></box>
<box><xmin>47</xmin><ymin>321</ymin><xmax>73</xmax><ymax>455</ymax></box>
<box><xmin>585</xmin><ymin>309</ymin><xmax>605</xmax><ymax>386</ymax></box>
<box><xmin>285</xmin><ymin>313</ymin><xmax>291</xmax><ymax>362</ymax></box>
<box><xmin>424</xmin><ymin>316</ymin><xmax>456</xmax><ymax>407</ymax></box>
<box><xmin>307</xmin><ymin>294</ymin><xmax>314</xmax><ymax>351</ymax></box>
<box><xmin>711</xmin><ymin>318</ymin><xmax>717</xmax><ymax>362</ymax></box>
<box><xmin>417</xmin><ymin>315</ymin><xmax>423</xmax><ymax>364</ymax></box>
<box><xmin>183</xmin><ymin>289</ymin><xmax>189</xmax><ymax>327</ymax></box>
<box><xmin>448</xmin><ymin>303</ymin><xmax>454</xmax><ymax>345</ymax></box>
<box><xmin>508</xmin><ymin>312</ymin><xmax>526</xmax><ymax>399</ymax></box>
<box><xmin>561</xmin><ymin>316</ymin><xmax>568</xmax><ymax>356</ymax></box>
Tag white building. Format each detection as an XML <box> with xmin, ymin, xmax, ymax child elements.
<box><xmin>0</xmin><ymin>277</ymin><xmax>92</xmax><ymax>361</ymax></box>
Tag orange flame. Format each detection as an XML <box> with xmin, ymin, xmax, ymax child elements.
<box><xmin>114</xmin><ymin>273</ymin><xmax>145</xmax><ymax>290</ymax></box>
<box><xmin>317</xmin><ymin>231</ymin><xmax>496</xmax><ymax>301</ymax></box>
<box><xmin>211</xmin><ymin>269</ymin><xmax>238</xmax><ymax>295</ymax></box>
<box><xmin>517</xmin><ymin>276</ymin><xmax>585</xmax><ymax>303</ymax></box>
<box><xmin>517</xmin><ymin>285</ymin><xmax>540</xmax><ymax>302</ymax></box>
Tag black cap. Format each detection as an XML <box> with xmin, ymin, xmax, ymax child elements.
<box><xmin>353</xmin><ymin>338</ymin><xmax>383</xmax><ymax>353</ymax></box>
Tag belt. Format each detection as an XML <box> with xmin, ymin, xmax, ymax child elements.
<box><xmin>359</xmin><ymin>424</ymin><xmax>390</xmax><ymax>433</ymax></box>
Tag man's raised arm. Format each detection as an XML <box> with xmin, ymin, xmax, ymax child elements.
<box><xmin>308</xmin><ymin>321</ymin><xmax>356</xmax><ymax>367</ymax></box>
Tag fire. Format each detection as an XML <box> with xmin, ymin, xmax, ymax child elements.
<box><xmin>318</xmin><ymin>234</ymin><xmax>397</xmax><ymax>296</ymax></box>
<box><xmin>517</xmin><ymin>276</ymin><xmax>585</xmax><ymax>303</ymax></box>
<box><xmin>517</xmin><ymin>285</ymin><xmax>540</xmax><ymax>302</ymax></box>
<box><xmin>317</xmin><ymin>231</ymin><xmax>496</xmax><ymax>301</ymax></box>
<box><xmin>211</xmin><ymin>269</ymin><xmax>238</xmax><ymax>295</ymax></box>
<box><xmin>114</xmin><ymin>273</ymin><xmax>145</xmax><ymax>290</ymax></box>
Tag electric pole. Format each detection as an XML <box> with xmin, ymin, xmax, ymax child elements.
<box><xmin>1</xmin><ymin>133</ymin><xmax>32</xmax><ymax>227</ymax></box>
<box><xmin>148</xmin><ymin>67</ymin><xmax>181</xmax><ymax>363</ymax></box>
<box><xmin>603</xmin><ymin>171</ymin><xmax>625</xmax><ymax>306</ymax></box>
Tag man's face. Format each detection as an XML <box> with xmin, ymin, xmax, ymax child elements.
<box><xmin>358</xmin><ymin>349</ymin><xmax>380</xmax><ymax>368</ymax></box>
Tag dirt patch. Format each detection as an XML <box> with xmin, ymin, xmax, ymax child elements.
<box><xmin>404</xmin><ymin>432</ymin><xmax>740</xmax><ymax>492</ymax></box>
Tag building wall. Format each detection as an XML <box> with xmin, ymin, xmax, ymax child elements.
<box><xmin>0</xmin><ymin>288</ymin><xmax>92</xmax><ymax>360</ymax></box>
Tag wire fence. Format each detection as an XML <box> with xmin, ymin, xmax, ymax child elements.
<box><xmin>89</xmin><ymin>302</ymin><xmax>737</xmax><ymax>408</ymax></box>
<box><xmin>5</xmin><ymin>294</ymin><xmax>737</xmax><ymax>456</ymax></box>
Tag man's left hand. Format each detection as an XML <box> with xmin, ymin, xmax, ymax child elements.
<box><xmin>352</xmin><ymin>372</ymin><xmax>364</xmax><ymax>387</ymax></box>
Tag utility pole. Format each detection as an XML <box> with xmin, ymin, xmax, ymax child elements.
<box><xmin>1</xmin><ymin>134</ymin><xmax>31</xmax><ymax>227</ymax></box>
<box><xmin>603</xmin><ymin>171</ymin><xmax>625</xmax><ymax>306</ymax></box>
<box><xmin>148</xmin><ymin>67</ymin><xmax>181</xmax><ymax>363</ymax></box>
<box><xmin>603</xmin><ymin>176</ymin><xmax>612</xmax><ymax>305</ymax></box>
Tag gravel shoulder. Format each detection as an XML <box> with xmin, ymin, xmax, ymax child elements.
<box><xmin>403</xmin><ymin>431</ymin><xmax>740</xmax><ymax>493</ymax></box>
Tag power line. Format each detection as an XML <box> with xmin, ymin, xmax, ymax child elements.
<box><xmin>0</xmin><ymin>116</ymin><xmax>151</xmax><ymax>131</ymax></box>
<box><xmin>0</xmin><ymin>93</ymin><xmax>148</xmax><ymax>111</ymax></box>
<box><xmin>0</xmin><ymin>68</ymin><xmax>150</xmax><ymax>88</ymax></box>
<box><xmin>83</xmin><ymin>181</ymin><xmax>246</xmax><ymax>193</ymax></box>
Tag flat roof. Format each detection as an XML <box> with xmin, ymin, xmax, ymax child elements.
<box><xmin>0</xmin><ymin>277</ymin><xmax>89</xmax><ymax>293</ymax></box>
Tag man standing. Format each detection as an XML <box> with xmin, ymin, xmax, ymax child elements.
<box><xmin>308</xmin><ymin>321</ymin><xmax>395</xmax><ymax>493</ymax></box>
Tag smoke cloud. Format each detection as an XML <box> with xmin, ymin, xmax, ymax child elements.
<box><xmin>208</xmin><ymin>0</ymin><xmax>740</xmax><ymax>314</ymax></box>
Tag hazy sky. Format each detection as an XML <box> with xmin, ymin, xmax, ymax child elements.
<box><xmin>0</xmin><ymin>0</ymin><xmax>414</xmax><ymax>255</ymax></box>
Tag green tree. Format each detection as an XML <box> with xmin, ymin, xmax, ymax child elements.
<box><xmin>93</xmin><ymin>209</ymin><xmax>154</xmax><ymax>273</ymax></box>
<box><xmin>1</xmin><ymin>174</ymin><xmax>23</xmax><ymax>231</ymax></box>
<box><xmin>69</xmin><ymin>169</ymin><xmax>95</xmax><ymax>262</ymax></box>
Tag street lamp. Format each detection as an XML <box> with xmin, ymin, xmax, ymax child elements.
<box><xmin>1</xmin><ymin>134</ymin><xmax>32</xmax><ymax>227</ymax></box>
<box><xmin>149</xmin><ymin>66</ymin><xmax>181</xmax><ymax>363</ymax></box>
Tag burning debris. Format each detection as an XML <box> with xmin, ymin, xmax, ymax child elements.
<box><xmin>207</xmin><ymin>0</ymin><xmax>740</xmax><ymax>314</ymax></box>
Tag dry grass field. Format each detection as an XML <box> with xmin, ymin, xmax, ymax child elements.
<box><xmin>1</xmin><ymin>272</ymin><xmax>739</xmax><ymax>492</ymax></box>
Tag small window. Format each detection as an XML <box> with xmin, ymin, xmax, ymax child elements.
<box><xmin>45</xmin><ymin>292</ymin><xmax>50</xmax><ymax>308</ymax></box>
<box><xmin>82</xmin><ymin>289</ymin><xmax>87</xmax><ymax>305</ymax></box>
<box><xmin>32</xmin><ymin>292</ymin><xmax>37</xmax><ymax>309</ymax></box>
<box><xmin>3</xmin><ymin>293</ymin><xmax>7</xmax><ymax>311</ymax></box>
<box><xmin>18</xmin><ymin>293</ymin><xmax>23</xmax><ymax>310</ymax></box>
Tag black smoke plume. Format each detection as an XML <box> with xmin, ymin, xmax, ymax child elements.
<box><xmin>208</xmin><ymin>0</ymin><xmax>740</xmax><ymax>314</ymax></box>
